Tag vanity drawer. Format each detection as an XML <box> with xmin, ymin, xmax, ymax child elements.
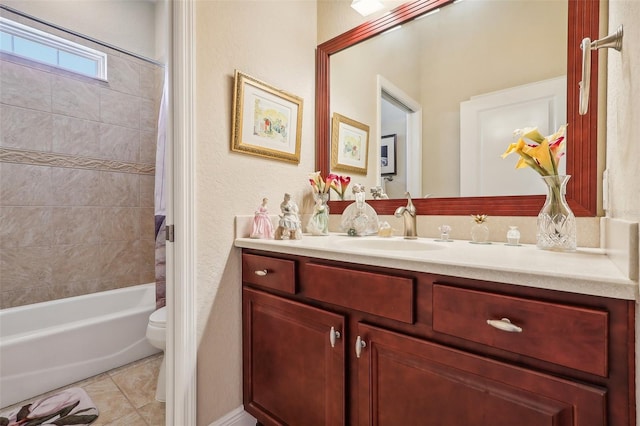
<box><xmin>303</xmin><ymin>263</ymin><xmax>414</xmax><ymax>323</ymax></box>
<box><xmin>432</xmin><ymin>284</ymin><xmax>608</xmax><ymax>377</ymax></box>
<box><xmin>242</xmin><ymin>253</ymin><xmax>296</xmax><ymax>294</ymax></box>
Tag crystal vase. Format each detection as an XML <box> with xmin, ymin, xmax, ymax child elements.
<box><xmin>471</xmin><ymin>223</ymin><xmax>489</xmax><ymax>243</ymax></box>
<box><xmin>537</xmin><ymin>175</ymin><xmax>576</xmax><ymax>251</ymax></box>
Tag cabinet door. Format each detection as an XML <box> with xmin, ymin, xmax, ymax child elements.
<box><xmin>243</xmin><ymin>287</ymin><xmax>345</xmax><ymax>426</ymax></box>
<box><xmin>356</xmin><ymin>323</ymin><xmax>606</xmax><ymax>426</ymax></box>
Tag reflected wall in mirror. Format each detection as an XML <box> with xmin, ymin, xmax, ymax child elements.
<box><xmin>316</xmin><ymin>0</ymin><xmax>600</xmax><ymax>216</ymax></box>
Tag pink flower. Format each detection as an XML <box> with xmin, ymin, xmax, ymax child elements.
<box><xmin>330</xmin><ymin>175</ymin><xmax>351</xmax><ymax>200</ymax></box>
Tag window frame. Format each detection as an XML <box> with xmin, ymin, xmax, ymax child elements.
<box><xmin>0</xmin><ymin>16</ymin><xmax>107</xmax><ymax>80</ymax></box>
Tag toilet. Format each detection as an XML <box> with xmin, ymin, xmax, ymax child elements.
<box><xmin>146</xmin><ymin>306</ymin><xmax>167</xmax><ymax>402</ymax></box>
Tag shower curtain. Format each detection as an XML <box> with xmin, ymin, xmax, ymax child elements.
<box><xmin>154</xmin><ymin>70</ymin><xmax>168</xmax><ymax>309</ymax></box>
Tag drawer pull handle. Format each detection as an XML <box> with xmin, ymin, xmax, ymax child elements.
<box><xmin>355</xmin><ymin>335</ymin><xmax>367</xmax><ymax>358</ymax></box>
<box><xmin>487</xmin><ymin>318</ymin><xmax>523</xmax><ymax>333</ymax></box>
<box><xmin>329</xmin><ymin>327</ymin><xmax>341</xmax><ymax>348</ymax></box>
<box><xmin>254</xmin><ymin>269</ymin><xmax>268</xmax><ymax>276</ymax></box>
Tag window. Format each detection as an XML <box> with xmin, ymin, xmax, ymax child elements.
<box><xmin>0</xmin><ymin>17</ymin><xmax>107</xmax><ymax>80</ymax></box>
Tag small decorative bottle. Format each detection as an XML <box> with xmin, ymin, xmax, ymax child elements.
<box><xmin>506</xmin><ymin>226</ymin><xmax>521</xmax><ymax>245</ymax></box>
<box><xmin>470</xmin><ymin>214</ymin><xmax>489</xmax><ymax>244</ymax></box>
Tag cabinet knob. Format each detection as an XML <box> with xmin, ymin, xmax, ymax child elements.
<box><xmin>329</xmin><ymin>326</ymin><xmax>341</xmax><ymax>348</ymax></box>
<box><xmin>254</xmin><ymin>269</ymin><xmax>268</xmax><ymax>276</ymax></box>
<box><xmin>487</xmin><ymin>318</ymin><xmax>523</xmax><ymax>333</ymax></box>
<box><xmin>355</xmin><ymin>335</ymin><xmax>367</xmax><ymax>358</ymax></box>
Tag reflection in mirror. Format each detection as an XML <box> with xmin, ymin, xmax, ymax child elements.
<box><xmin>330</xmin><ymin>0</ymin><xmax>566</xmax><ymax>198</ymax></box>
<box><xmin>316</xmin><ymin>0</ymin><xmax>600</xmax><ymax>216</ymax></box>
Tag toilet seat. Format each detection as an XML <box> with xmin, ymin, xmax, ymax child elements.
<box><xmin>149</xmin><ymin>306</ymin><xmax>166</xmax><ymax>328</ymax></box>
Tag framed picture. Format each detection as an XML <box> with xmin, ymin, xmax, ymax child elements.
<box><xmin>330</xmin><ymin>113</ymin><xmax>369</xmax><ymax>174</ymax></box>
<box><xmin>380</xmin><ymin>134</ymin><xmax>397</xmax><ymax>176</ymax></box>
<box><xmin>231</xmin><ymin>70</ymin><xmax>303</xmax><ymax>164</ymax></box>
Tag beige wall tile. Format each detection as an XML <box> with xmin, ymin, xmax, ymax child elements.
<box><xmin>100</xmin><ymin>240</ymin><xmax>140</xmax><ymax>285</ymax></box>
<box><xmin>100</xmin><ymin>207</ymin><xmax>140</xmax><ymax>241</ymax></box>
<box><xmin>0</xmin><ymin>59</ymin><xmax>52</xmax><ymax>111</ymax></box>
<box><xmin>100</xmin><ymin>88</ymin><xmax>140</xmax><ymax>129</ymax></box>
<box><xmin>139</xmin><ymin>174</ymin><xmax>155</xmax><ymax>208</ymax></box>
<box><xmin>99</xmin><ymin>124</ymin><xmax>139</xmax><ymax>162</ymax></box>
<box><xmin>52</xmin><ymin>207</ymin><xmax>101</xmax><ymax>245</ymax></box>
<box><xmin>0</xmin><ymin>285</ymin><xmax>54</xmax><ymax>309</ymax></box>
<box><xmin>0</xmin><ymin>163</ymin><xmax>54</xmax><ymax>206</ymax></box>
<box><xmin>0</xmin><ymin>207</ymin><xmax>53</xmax><ymax>248</ymax></box>
<box><xmin>51</xmin><ymin>168</ymin><xmax>102</xmax><ymax>206</ymax></box>
<box><xmin>51</xmin><ymin>75</ymin><xmax>100</xmax><ymax>121</ymax></box>
<box><xmin>0</xmin><ymin>246</ymin><xmax>53</xmax><ymax>291</ymax></box>
<box><xmin>50</xmin><ymin>278</ymin><xmax>102</xmax><ymax>300</ymax></box>
<box><xmin>139</xmin><ymin>130</ymin><xmax>156</xmax><ymax>165</ymax></box>
<box><xmin>140</xmin><ymin>267</ymin><xmax>155</xmax><ymax>285</ymax></box>
<box><xmin>0</xmin><ymin>105</ymin><xmax>53</xmax><ymax>151</ymax></box>
<box><xmin>139</xmin><ymin>64</ymin><xmax>161</xmax><ymax>101</ymax></box>
<box><xmin>52</xmin><ymin>115</ymin><xmax>101</xmax><ymax>157</ymax></box>
<box><xmin>140</xmin><ymin>98</ymin><xmax>157</xmax><ymax>132</ymax></box>
<box><xmin>140</xmin><ymin>207</ymin><xmax>156</xmax><ymax>239</ymax></box>
<box><xmin>139</xmin><ymin>238</ymin><xmax>155</xmax><ymax>270</ymax></box>
<box><xmin>100</xmin><ymin>171</ymin><xmax>139</xmax><ymax>207</ymax></box>
<box><xmin>0</xmin><ymin>33</ymin><xmax>163</xmax><ymax>308</ymax></box>
<box><xmin>52</xmin><ymin>243</ymin><xmax>102</xmax><ymax>284</ymax></box>
<box><xmin>107</xmin><ymin>55</ymin><xmax>140</xmax><ymax>96</ymax></box>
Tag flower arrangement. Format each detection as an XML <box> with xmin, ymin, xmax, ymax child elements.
<box><xmin>502</xmin><ymin>124</ymin><xmax>576</xmax><ymax>251</ymax></box>
<box><xmin>308</xmin><ymin>171</ymin><xmax>334</xmax><ymax>194</ymax></box>
<box><xmin>330</xmin><ymin>175</ymin><xmax>351</xmax><ymax>200</ymax></box>
<box><xmin>501</xmin><ymin>124</ymin><xmax>567</xmax><ymax>176</ymax></box>
<box><xmin>308</xmin><ymin>171</ymin><xmax>351</xmax><ymax>200</ymax></box>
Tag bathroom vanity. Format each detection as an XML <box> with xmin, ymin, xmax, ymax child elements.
<box><xmin>236</xmin><ymin>235</ymin><xmax>636</xmax><ymax>426</ymax></box>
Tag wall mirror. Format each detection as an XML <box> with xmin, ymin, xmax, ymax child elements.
<box><xmin>316</xmin><ymin>0</ymin><xmax>600</xmax><ymax>216</ymax></box>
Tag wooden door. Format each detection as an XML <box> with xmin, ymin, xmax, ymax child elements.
<box><xmin>357</xmin><ymin>323</ymin><xmax>606</xmax><ymax>426</ymax></box>
<box><xmin>243</xmin><ymin>287</ymin><xmax>345</xmax><ymax>426</ymax></box>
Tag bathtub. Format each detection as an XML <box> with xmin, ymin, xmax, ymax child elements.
<box><xmin>0</xmin><ymin>283</ymin><xmax>160</xmax><ymax>408</ymax></box>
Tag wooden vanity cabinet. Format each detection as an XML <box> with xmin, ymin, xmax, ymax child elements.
<box><xmin>241</xmin><ymin>249</ymin><xmax>635</xmax><ymax>426</ymax></box>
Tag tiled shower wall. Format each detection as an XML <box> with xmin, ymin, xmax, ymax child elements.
<box><xmin>0</xmin><ymin>10</ymin><xmax>163</xmax><ymax>309</ymax></box>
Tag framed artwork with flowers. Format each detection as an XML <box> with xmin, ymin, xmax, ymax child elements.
<box><xmin>330</xmin><ymin>113</ymin><xmax>369</xmax><ymax>174</ymax></box>
<box><xmin>231</xmin><ymin>70</ymin><xmax>303</xmax><ymax>164</ymax></box>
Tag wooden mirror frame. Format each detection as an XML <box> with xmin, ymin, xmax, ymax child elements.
<box><xmin>316</xmin><ymin>0</ymin><xmax>599</xmax><ymax>216</ymax></box>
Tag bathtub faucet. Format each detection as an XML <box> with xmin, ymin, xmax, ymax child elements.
<box><xmin>394</xmin><ymin>192</ymin><xmax>417</xmax><ymax>239</ymax></box>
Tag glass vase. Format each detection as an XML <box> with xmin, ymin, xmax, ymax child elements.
<box><xmin>537</xmin><ymin>175</ymin><xmax>576</xmax><ymax>251</ymax></box>
<box><xmin>506</xmin><ymin>226</ymin><xmax>521</xmax><ymax>245</ymax></box>
<box><xmin>471</xmin><ymin>223</ymin><xmax>489</xmax><ymax>243</ymax></box>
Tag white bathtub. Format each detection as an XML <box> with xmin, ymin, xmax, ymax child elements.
<box><xmin>0</xmin><ymin>283</ymin><xmax>160</xmax><ymax>408</ymax></box>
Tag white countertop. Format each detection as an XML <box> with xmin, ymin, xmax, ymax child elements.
<box><xmin>235</xmin><ymin>233</ymin><xmax>638</xmax><ymax>300</ymax></box>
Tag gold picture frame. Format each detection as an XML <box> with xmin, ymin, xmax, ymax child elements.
<box><xmin>331</xmin><ymin>113</ymin><xmax>369</xmax><ymax>174</ymax></box>
<box><xmin>231</xmin><ymin>70</ymin><xmax>303</xmax><ymax>163</ymax></box>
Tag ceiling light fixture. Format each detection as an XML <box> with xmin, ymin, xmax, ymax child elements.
<box><xmin>351</xmin><ymin>0</ymin><xmax>385</xmax><ymax>17</ymax></box>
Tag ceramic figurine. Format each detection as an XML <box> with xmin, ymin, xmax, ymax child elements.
<box><xmin>340</xmin><ymin>184</ymin><xmax>379</xmax><ymax>236</ymax></box>
<box><xmin>274</xmin><ymin>193</ymin><xmax>302</xmax><ymax>240</ymax></box>
<box><xmin>250</xmin><ymin>197</ymin><xmax>275</xmax><ymax>239</ymax></box>
<box><xmin>307</xmin><ymin>194</ymin><xmax>329</xmax><ymax>236</ymax></box>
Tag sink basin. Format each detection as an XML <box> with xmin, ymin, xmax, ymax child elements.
<box><xmin>336</xmin><ymin>238</ymin><xmax>444</xmax><ymax>252</ymax></box>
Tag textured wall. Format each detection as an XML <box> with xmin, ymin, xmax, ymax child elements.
<box><xmin>194</xmin><ymin>1</ymin><xmax>317</xmax><ymax>424</ymax></box>
<box><xmin>606</xmin><ymin>0</ymin><xmax>640</xmax><ymax>223</ymax></box>
<box><xmin>0</xmin><ymin>10</ymin><xmax>163</xmax><ymax>308</ymax></box>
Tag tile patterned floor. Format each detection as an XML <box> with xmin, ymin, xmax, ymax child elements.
<box><xmin>2</xmin><ymin>354</ymin><xmax>165</xmax><ymax>426</ymax></box>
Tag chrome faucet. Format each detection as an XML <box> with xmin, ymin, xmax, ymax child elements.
<box><xmin>394</xmin><ymin>192</ymin><xmax>417</xmax><ymax>239</ymax></box>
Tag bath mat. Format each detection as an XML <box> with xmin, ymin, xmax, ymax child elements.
<box><xmin>0</xmin><ymin>387</ymin><xmax>98</xmax><ymax>426</ymax></box>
